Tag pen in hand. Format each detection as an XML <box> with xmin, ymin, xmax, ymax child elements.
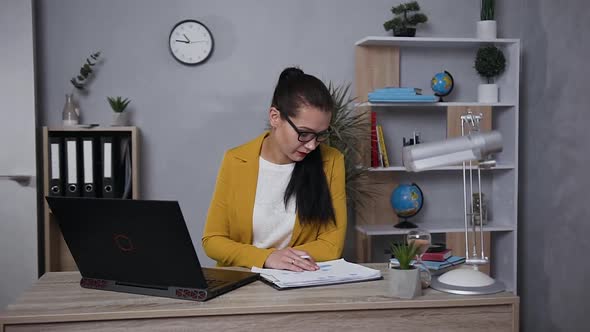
<box><xmin>299</xmin><ymin>255</ymin><xmax>320</xmax><ymax>271</ymax></box>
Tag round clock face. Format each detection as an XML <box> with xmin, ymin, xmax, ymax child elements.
<box><xmin>169</xmin><ymin>19</ymin><xmax>214</xmax><ymax>65</ymax></box>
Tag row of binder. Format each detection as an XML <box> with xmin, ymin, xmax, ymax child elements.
<box><xmin>48</xmin><ymin>135</ymin><xmax>132</xmax><ymax>199</ymax></box>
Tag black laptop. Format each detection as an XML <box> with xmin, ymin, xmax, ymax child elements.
<box><xmin>45</xmin><ymin>197</ymin><xmax>259</xmax><ymax>301</ymax></box>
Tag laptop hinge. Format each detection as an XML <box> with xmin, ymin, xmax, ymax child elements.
<box><xmin>80</xmin><ymin>277</ymin><xmax>210</xmax><ymax>301</ymax></box>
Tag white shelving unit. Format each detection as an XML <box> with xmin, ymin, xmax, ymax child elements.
<box><xmin>354</xmin><ymin>36</ymin><xmax>520</xmax><ymax>293</ymax></box>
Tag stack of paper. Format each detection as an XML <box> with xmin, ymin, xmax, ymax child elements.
<box><xmin>252</xmin><ymin>259</ymin><xmax>382</xmax><ymax>289</ymax></box>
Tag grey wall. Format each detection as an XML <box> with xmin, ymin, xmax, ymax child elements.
<box><xmin>35</xmin><ymin>0</ymin><xmax>479</xmax><ymax>266</ymax></box>
<box><xmin>500</xmin><ymin>0</ymin><xmax>590</xmax><ymax>331</ymax></box>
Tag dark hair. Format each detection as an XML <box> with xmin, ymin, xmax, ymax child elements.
<box><xmin>271</xmin><ymin>67</ymin><xmax>335</xmax><ymax>225</ymax></box>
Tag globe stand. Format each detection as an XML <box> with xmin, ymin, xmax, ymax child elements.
<box><xmin>394</xmin><ymin>218</ymin><xmax>418</xmax><ymax>229</ymax></box>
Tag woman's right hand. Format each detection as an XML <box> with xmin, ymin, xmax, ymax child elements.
<box><xmin>264</xmin><ymin>248</ymin><xmax>319</xmax><ymax>272</ymax></box>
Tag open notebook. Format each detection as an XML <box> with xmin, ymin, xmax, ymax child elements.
<box><xmin>252</xmin><ymin>259</ymin><xmax>382</xmax><ymax>290</ymax></box>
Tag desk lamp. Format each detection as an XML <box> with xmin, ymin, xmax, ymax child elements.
<box><xmin>402</xmin><ymin>112</ymin><xmax>505</xmax><ymax>295</ymax></box>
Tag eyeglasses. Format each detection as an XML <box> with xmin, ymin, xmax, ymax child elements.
<box><xmin>284</xmin><ymin>116</ymin><xmax>331</xmax><ymax>143</ymax></box>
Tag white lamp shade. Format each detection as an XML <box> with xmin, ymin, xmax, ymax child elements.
<box><xmin>402</xmin><ymin>131</ymin><xmax>502</xmax><ymax>172</ymax></box>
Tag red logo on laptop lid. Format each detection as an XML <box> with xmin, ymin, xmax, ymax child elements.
<box><xmin>113</xmin><ymin>234</ymin><xmax>135</xmax><ymax>252</ymax></box>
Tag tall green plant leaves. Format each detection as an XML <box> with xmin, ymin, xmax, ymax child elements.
<box><xmin>327</xmin><ymin>82</ymin><xmax>376</xmax><ymax>212</ymax></box>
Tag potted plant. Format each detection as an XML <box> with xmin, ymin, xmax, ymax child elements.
<box><xmin>383</xmin><ymin>1</ymin><xmax>428</xmax><ymax>37</ymax></box>
<box><xmin>477</xmin><ymin>0</ymin><xmax>496</xmax><ymax>39</ymax></box>
<box><xmin>474</xmin><ymin>45</ymin><xmax>506</xmax><ymax>103</ymax></box>
<box><xmin>107</xmin><ymin>96</ymin><xmax>131</xmax><ymax>126</ymax></box>
<box><xmin>388</xmin><ymin>242</ymin><xmax>422</xmax><ymax>299</ymax></box>
<box><xmin>63</xmin><ymin>51</ymin><xmax>102</xmax><ymax>126</ymax></box>
<box><xmin>326</xmin><ymin>82</ymin><xmax>376</xmax><ymax>212</ymax></box>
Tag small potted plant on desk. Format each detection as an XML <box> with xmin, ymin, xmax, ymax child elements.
<box><xmin>389</xmin><ymin>242</ymin><xmax>422</xmax><ymax>299</ymax></box>
<box><xmin>107</xmin><ymin>96</ymin><xmax>132</xmax><ymax>126</ymax></box>
<box><xmin>474</xmin><ymin>45</ymin><xmax>506</xmax><ymax>103</ymax></box>
<box><xmin>383</xmin><ymin>1</ymin><xmax>428</xmax><ymax>37</ymax></box>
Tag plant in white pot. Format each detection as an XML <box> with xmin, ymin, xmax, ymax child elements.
<box><xmin>388</xmin><ymin>242</ymin><xmax>422</xmax><ymax>299</ymax></box>
<box><xmin>107</xmin><ymin>96</ymin><xmax>131</xmax><ymax>126</ymax></box>
<box><xmin>475</xmin><ymin>45</ymin><xmax>506</xmax><ymax>103</ymax></box>
<box><xmin>477</xmin><ymin>0</ymin><xmax>496</xmax><ymax>39</ymax></box>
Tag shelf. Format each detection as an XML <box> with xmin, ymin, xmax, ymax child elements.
<box><xmin>356</xmin><ymin>221</ymin><xmax>515</xmax><ymax>236</ymax></box>
<box><xmin>358</xmin><ymin>102</ymin><xmax>516</xmax><ymax>108</ymax></box>
<box><xmin>368</xmin><ymin>164</ymin><xmax>515</xmax><ymax>172</ymax></box>
<box><xmin>46</xmin><ymin>126</ymin><xmax>138</xmax><ymax>132</ymax></box>
<box><xmin>355</xmin><ymin>36</ymin><xmax>520</xmax><ymax>48</ymax></box>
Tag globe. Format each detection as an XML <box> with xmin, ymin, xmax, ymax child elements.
<box><xmin>390</xmin><ymin>183</ymin><xmax>424</xmax><ymax>229</ymax></box>
<box><xmin>430</xmin><ymin>70</ymin><xmax>454</xmax><ymax>102</ymax></box>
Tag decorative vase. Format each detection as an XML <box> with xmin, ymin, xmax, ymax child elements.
<box><xmin>478</xmin><ymin>84</ymin><xmax>498</xmax><ymax>103</ymax></box>
<box><xmin>62</xmin><ymin>93</ymin><xmax>79</xmax><ymax>126</ymax></box>
<box><xmin>476</xmin><ymin>20</ymin><xmax>497</xmax><ymax>39</ymax></box>
<box><xmin>388</xmin><ymin>267</ymin><xmax>422</xmax><ymax>299</ymax></box>
<box><xmin>111</xmin><ymin>112</ymin><xmax>129</xmax><ymax>126</ymax></box>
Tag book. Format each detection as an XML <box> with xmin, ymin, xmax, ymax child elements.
<box><xmin>370</xmin><ymin>111</ymin><xmax>378</xmax><ymax>167</ymax></box>
<box><xmin>368</xmin><ymin>95</ymin><xmax>438</xmax><ymax>102</ymax></box>
<box><xmin>372</xmin><ymin>87</ymin><xmax>423</xmax><ymax>94</ymax></box>
<box><xmin>389</xmin><ymin>256</ymin><xmax>466</xmax><ymax>271</ymax></box>
<box><xmin>375</xmin><ymin>124</ymin><xmax>384</xmax><ymax>167</ymax></box>
<box><xmin>377</xmin><ymin>125</ymin><xmax>389</xmax><ymax>167</ymax></box>
<box><xmin>421</xmin><ymin>249</ymin><xmax>452</xmax><ymax>262</ymax></box>
<box><xmin>252</xmin><ymin>259</ymin><xmax>382</xmax><ymax>290</ymax></box>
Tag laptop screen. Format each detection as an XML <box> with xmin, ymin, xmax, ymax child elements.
<box><xmin>47</xmin><ymin>197</ymin><xmax>208</xmax><ymax>289</ymax></box>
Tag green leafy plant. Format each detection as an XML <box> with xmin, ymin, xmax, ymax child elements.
<box><xmin>70</xmin><ymin>51</ymin><xmax>102</xmax><ymax>90</ymax></box>
<box><xmin>107</xmin><ymin>96</ymin><xmax>131</xmax><ymax>113</ymax></box>
<box><xmin>326</xmin><ymin>82</ymin><xmax>375</xmax><ymax>210</ymax></box>
<box><xmin>474</xmin><ymin>46</ymin><xmax>506</xmax><ymax>83</ymax></box>
<box><xmin>383</xmin><ymin>1</ymin><xmax>428</xmax><ymax>36</ymax></box>
<box><xmin>480</xmin><ymin>0</ymin><xmax>495</xmax><ymax>21</ymax></box>
<box><xmin>390</xmin><ymin>242</ymin><xmax>419</xmax><ymax>270</ymax></box>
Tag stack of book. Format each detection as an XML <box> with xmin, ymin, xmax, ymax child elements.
<box><xmin>368</xmin><ymin>87</ymin><xmax>437</xmax><ymax>103</ymax></box>
<box><xmin>370</xmin><ymin>111</ymin><xmax>389</xmax><ymax>168</ymax></box>
<box><xmin>389</xmin><ymin>248</ymin><xmax>466</xmax><ymax>276</ymax></box>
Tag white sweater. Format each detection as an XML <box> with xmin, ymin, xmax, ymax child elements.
<box><xmin>252</xmin><ymin>157</ymin><xmax>296</xmax><ymax>250</ymax></box>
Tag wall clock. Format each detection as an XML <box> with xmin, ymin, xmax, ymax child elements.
<box><xmin>169</xmin><ymin>19</ymin><xmax>214</xmax><ymax>65</ymax></box>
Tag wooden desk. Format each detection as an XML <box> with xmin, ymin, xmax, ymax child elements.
<box><xmin>1</xmin><ymin>265</ymin><xmax>519</xmax><ymax>332</ymax></box>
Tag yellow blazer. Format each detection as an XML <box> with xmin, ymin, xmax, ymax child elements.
<box><xmin>202</xmin><ymin>132</ymin><xmax>347</xmax><ymax>268</ymax></box>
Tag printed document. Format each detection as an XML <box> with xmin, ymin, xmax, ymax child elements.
<box><xmin>252</xmin><ymin>259</ymin><xmax>382</xmax><ymax>289</ymax></box>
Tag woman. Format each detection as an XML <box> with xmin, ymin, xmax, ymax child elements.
<box><xmin>202</xmin><ymin>67</ymin><xmax>347</xmax><ymax>272</ymax></box>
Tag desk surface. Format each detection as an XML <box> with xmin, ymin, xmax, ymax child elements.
<box><xmin>1</xmin><ymin>264</ymin><xmax>519</xmax><ymax>331</ymax></box>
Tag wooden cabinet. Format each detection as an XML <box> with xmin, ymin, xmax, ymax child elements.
<box><xmin>353</xmin><ymin>37</ymin><xmax>520</xmax><ymax>292</ymax></box>
<box><xmin>41</xmin><ymin>126</ymin><xmax>141</xmax><ymax>273</ymax></box>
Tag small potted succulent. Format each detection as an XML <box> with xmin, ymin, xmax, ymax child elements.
<box><xmin>383</xmin><ymin>1</ymin><xmax>428</xmax><ymax>37</ymax></box>
<box><xmin>107</xmin><ymin>96</ymin><xmax>131</xmax><ymax>126</ymax></box>
<box><xmin>388</xmin><ymin>242</ymin><xmax>422</xmax><ymax>299</ymax></box>
<box><xmin>474</xmin><ymin>45</ymin><xmax>506</xmax><ymax>103</ymax></box>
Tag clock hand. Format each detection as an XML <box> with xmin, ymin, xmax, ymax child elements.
<box><xmin>183</xmin><ymin>33</ymin><xmax>190</xmax><ymax>42</ymax></box>
<box><xmin>175</xmin><ymin>39</ymin><xmax>189</xmax><ymax>43</ymax></box>
<box><xmin>189</xmin><ymin>40</ymin><xmax>208</xmax><ymax>43</ymax></box>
